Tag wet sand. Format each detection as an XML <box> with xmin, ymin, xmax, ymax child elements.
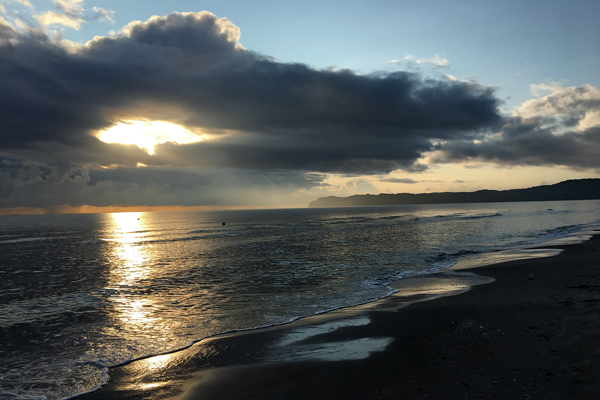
<box><xmin>82</xmin><ymin>233</ymin><xmax>600</xmax><ymax>400</ymax></box>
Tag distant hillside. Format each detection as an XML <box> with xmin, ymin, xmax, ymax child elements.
<box><xmin>308</xmin><ymin>179</ymin><xmax>600</xmax><ymax>208</ymax></box>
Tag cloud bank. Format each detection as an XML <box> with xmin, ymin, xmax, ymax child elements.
<box><xmin>432</xmin><ymin>84</ymin><xmax>600</xmax><ymax>169</ymax></box>
<box><xmin>0</xmin><ymin>11</ymin><xmax>598</xmax><ymax>209</ymax></box>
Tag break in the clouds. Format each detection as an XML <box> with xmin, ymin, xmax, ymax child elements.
<box><xmin>0</xmin><ymin>10</ymin><xmax>598</xmax><ymax>208</ymax></box>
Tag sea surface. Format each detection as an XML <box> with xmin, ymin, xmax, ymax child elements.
<box><xmin>1</xmin><ymin>200</ymin><xmax>599</xmax><ymax>399</ymax></box>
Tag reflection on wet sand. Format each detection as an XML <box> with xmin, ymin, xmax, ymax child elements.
<box><xmin>266</xmin><ymin>315</ymin><xmax>393</xmax><ymax>362</ymax></box>
<box><xmin>389</xmin><ymin>270</ymin><xmax>494</xmax><ymax>297</ymax></box>
<box><xmin>451</xmin><ymin>248</ymin><xmax>563</xmax><ymax>270</ymax></box>
<box><xmin>117</xmin><ymin>354</ymin><xmax>175</xmax><ymax>392</ymax></box>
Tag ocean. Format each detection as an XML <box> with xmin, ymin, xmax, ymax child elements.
<box><xmin>1</xmin><ymin>200</ymin><xmax>599</xmax><ymax>400</ymax></box>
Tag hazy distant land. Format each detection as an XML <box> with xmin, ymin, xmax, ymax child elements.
<box><xmin>308</xmin><ymin>179</ymin><xmax>600</xmax><ymax>208</ymax></box>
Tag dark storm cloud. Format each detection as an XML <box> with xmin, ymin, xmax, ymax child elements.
<box><xmin>0</xmin><ymin>12</ymin><xmax>500</xmax><ymax>173</ymax></box>
<box><xmin>176</xmin><ymin>64</ymin><xmax>500</xmax><ymax>133</ymax></box>
<box><xmin>148</xmin><ymin>126</ymin><xmax>433</xmax><ymax>173</ymax></box>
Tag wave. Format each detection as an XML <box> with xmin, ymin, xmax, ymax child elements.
<box><xmin>449</xmin><ymin>248</ymin><xmax>485</xmax><ymax>257</ymax></box>
<box><xmin>461</xmin><ymin>212</ymin><xmax>503</xmax><ymax>220</ymax></box>
<box><xmin>323</xmin><ymin>214</ymin><xmax>410</xmax><ymax>225</ymax></box>
<box><xmin>413</xmin><ymin>212</ymin><xmax>503</xmax><ymax>222</ymax></box>
<box><xmin>531</xmin><ymin>224</ymin><xmax>583</xmax><ymax>244</ymax></box>
<box><xmin>361</xmin><ymin>258</ymin><xmax>457</xmax><ymax>290</ymax></box>
<box><xmin>143</xmin><ymin>232</ymin><xmax>247</xmax><ymax>244</ymax></box>
<box><xmin>378</xmin><ymin>215</ymin><xmax>406</xmax><ymax>221</ymax></box>
<box><xmin>79</xmin><ymin>238</ymin><xmax>104</xmax><ymax>244</ymax></box>
<box><xmin>412</xmin><ymin>212</ymin><xmax>503</xmax><ymax>222</ymax></box>
<box><xmin>428</xmin><ymin>212</ymin><xmax>465</xmax><ymax>220</ymax></box>
<box><xmin>327</xmin><ymin>219</ymin><xmax>369</xmax><ymax>225</ymax></box>
<box><xmin>189</xmin><ymin>229</ymin><xmax>219</xmax><ymax>234</ymax></box>
<box><xmin>189</xmin><ymin>227</ymin><xmax>244</xmax><ymax>233</ymax></box>
<box><xmin>0</xmin><ymin>236</ymin><xmax>67</xmax><ymax>244</ymax></box>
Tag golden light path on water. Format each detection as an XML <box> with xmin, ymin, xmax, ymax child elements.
<box><xmin>103</xmin><ymin>212</ymin><xmax>174</xmax><ymax>369</ymax></box>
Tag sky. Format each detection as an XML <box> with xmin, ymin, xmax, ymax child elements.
<box><xmin>1</xmin><ymin>0</ymin><xmax>599</xmax><ymax>213</ymax></box>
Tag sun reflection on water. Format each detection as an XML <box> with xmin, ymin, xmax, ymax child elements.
<box><xmin>106</xmin><ymin>212</ymin><xmax>150</xmax><ymax>287</ymax></box>
<box><xmin>102</xmin><ymin>212</ymin><xmax>174</xmax><ymax>370</ymax></box>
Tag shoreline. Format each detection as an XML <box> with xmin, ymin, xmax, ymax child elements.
<box><xmin>80</xmin><ymin>232</ymin><xmax>600</xmax><ymax>399</ymax></box>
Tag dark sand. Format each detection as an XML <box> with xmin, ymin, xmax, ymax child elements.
<box><xmin>82</xmin><ymin>234</ymin><xmax>600</xmax><ymax>400</ymax></box>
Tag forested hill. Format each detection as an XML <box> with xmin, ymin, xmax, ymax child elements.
<box><xmin>308</xmin><ymin>179</ymin><xmax>600</xmax><ymax>208</ymax></box>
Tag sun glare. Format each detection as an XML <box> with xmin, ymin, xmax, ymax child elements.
<box><xmin>97</xmin><ymin>120</ymin><xmax>205</xmax><ymax>154</ymax></box>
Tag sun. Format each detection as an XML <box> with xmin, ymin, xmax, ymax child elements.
<box><xmin>97</xmin><ymin>120</ymin><xmax>206</xmax><ymax>154</ymax></box>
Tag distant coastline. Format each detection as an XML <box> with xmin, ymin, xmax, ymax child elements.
<box><xmin>308</xmin><ymin>178</ymin><xmax>600</xmax><ymax>208</ymax></box>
